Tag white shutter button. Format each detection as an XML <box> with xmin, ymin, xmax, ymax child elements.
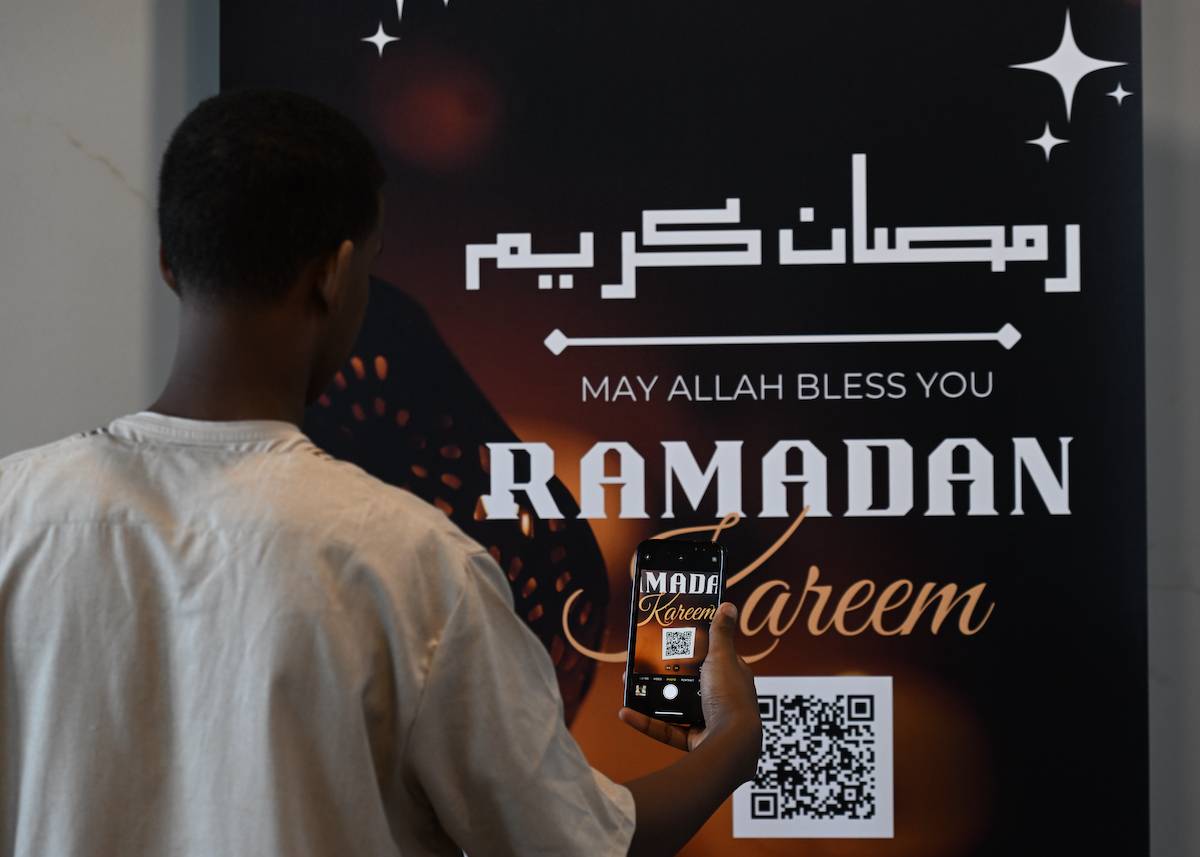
<box><xmin>662</xmin><ymin>684</ymin><xmax>679</xmax><ymax>700</ymax></box>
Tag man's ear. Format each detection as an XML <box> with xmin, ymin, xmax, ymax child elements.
<box><xmin>316</xmin><ymin>239</ymin><xmax>357</xmax><ymax>311</ymax></box>
<box><xmin>158</xmin><ymin>244</ymin><xmax>180</xmax><ymax>297</ymax></box>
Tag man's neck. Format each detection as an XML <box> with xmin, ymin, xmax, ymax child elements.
<box><xmin>148</xmin><ymin>302</ymin><xmax>314</xmax><ymax>427</ymax></box>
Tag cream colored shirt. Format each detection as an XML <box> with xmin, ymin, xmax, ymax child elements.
<box><xmin>0</xmin><ymin>411</ymin><xmax>635</xmax><ymax>857</ymax></box>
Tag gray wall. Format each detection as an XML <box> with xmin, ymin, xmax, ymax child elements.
<box><xmin>0</xmin><ymin>0</ymin><xmax>213</xmax><ymax>452</ymax></box>
<box><xmin>0</xmin><ymin>1</ymin><xmax>1194</xmax><ymax>853</ymax></box>
<box><xmin>1144</xmin><ymin>1</ymin><xmax>1199</xmax><ymax>854</ymax></box>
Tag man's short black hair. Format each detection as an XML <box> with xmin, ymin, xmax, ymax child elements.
<box><xmin>158</xmin><ymin>89</ymin><xmax>386</xmax><ymax>304</ymax></box>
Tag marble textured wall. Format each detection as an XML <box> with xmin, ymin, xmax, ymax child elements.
<box><xmin>0</xmin><ymin>0</ymin><xmax>215</xmax><ymax>456</ymax></box>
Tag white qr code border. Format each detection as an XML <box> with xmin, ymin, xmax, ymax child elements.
<box><xmin>733</xmin><ymin>675</ymin><xmax>894</xmax><ymax>839</ymax></box>
<box><xmin>661</xmin><ymin>626</ymin><xmax>696</xmax><ymax>660</ymax></box>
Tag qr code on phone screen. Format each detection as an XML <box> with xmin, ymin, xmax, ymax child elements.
<box><xmin>661</xmin><ymin>626</ymin><xmax>696</xmax><ymax>659</ymax></box>
<box><xmin>733</xmin><ymin>676</ymin><xmax>893</xmax><ymax>838</ymax></box>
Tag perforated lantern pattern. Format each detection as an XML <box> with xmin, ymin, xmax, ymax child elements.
<box><xmin>304</xmin><ymin>280</ymin><xmax>608</xmax><ymax>724</ymax></box>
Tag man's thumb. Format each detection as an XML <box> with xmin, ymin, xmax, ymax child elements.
<box><xmin>709</xmin><ymin>601</ymin><xmax>738</xmax><ymax>652</ymax></box>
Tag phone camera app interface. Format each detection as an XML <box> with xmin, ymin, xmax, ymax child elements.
<box><xmin>631</xmin><ymin>564</ymin><xmax>720</xmax><ymax>714</ymax></box>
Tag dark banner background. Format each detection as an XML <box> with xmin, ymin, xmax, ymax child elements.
<box><xmin>223</xmin><ymin>2</ymin><xmax>1146</xmax><ymax>853</ymax></box>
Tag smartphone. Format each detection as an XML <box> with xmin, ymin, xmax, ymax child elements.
<box><xmin>623</xmin><ymin>538</ymin><xmax>727</xmax><ymax>726</ymax></box>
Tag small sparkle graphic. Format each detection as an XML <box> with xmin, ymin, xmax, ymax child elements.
<box><xmin>1011</xmin><ymin>10</ymin><xmax>1126</xmax><ymax>120</ymax></box>
<box><xmin>362</xmin><ymin>22</ymin><xmax>399</xmax><ymax>57</ymax></box>
<box><xmin>1027</xmin><ymin>122</ymin><xmax>1068</xmax><ymax>161</ymax></box>
<box><xmin>1107</xmin><ymin>82</ymin><xmax>1133</xmax><ymax>105</ymax></box>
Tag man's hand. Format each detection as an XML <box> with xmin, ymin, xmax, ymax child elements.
<box><xmin>619</xmin><ymin>602</ymin><xmax>764</xmax><ymax>856</ymax></box>
<box><xmin>618</xmin><ymin>602</ymin><xmax>762</xmax><ymax>783</ymax></box>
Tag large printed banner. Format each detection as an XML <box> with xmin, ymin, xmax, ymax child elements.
<box><xmin>223</xmin><ymin>2</ymin><xmax>1146</xmax><ymax>853</ymax></box>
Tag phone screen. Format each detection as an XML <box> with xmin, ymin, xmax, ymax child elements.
<box><xmin>623</xmin><ymin>539</ymin><xmax>726</xmax><ymax>725</ymax></box>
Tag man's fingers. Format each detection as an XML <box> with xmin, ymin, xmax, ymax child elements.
<box><xmin>619</xmin><ymin>707</ymin><xmax>688</xmax><ymax>750</ymax></box>
<box><xmin>618</xmin><ymin>706</ymin><xmax>654</xmax><ymax>735</ymax></box>
<box><xmin>617</xmin><ymin>707</ymin><xmax>690</xmax><ymax>752</ymax></box>
<box><xmin>707</xmin><ymin>601</ymin><xmax>738</xmax><ymax>656</ymax></box>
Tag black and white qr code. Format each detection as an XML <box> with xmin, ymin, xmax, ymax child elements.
<box><xmin>661</xmin><ymin>626</ymin><xmax>695</xmax><ymax>660</ymax></box>
<box><xmin>733</xmin><ymin>676</ymin><xmax>893</xmax><ymax>838</ymax></box>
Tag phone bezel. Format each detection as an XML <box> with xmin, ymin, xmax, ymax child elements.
<box><xmin>622</xmin><ymin>538</ymin><xmax>727</xmax><ymax>726</ymax></box>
